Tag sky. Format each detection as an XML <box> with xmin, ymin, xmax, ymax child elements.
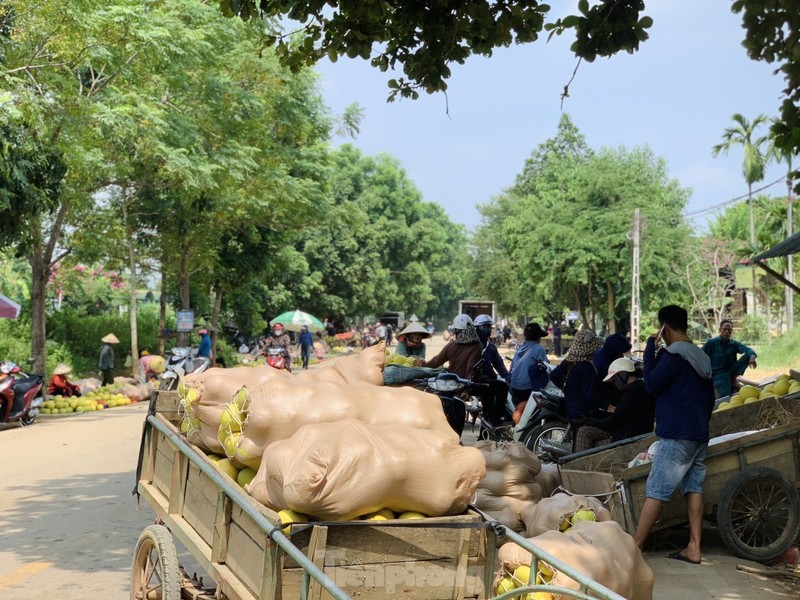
<box><xmin>314</xmin><ymin>0</ymin><xmax>790</xmax><ymax>232</ymax></box>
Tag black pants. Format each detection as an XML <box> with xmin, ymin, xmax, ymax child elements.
<box><xmin>481</xmin><ymin>380</ymin><xmax>510</xmax><ymax>420</ymax></box>
<box><xmin>510</xmin><ymin>386</ymin><xmax>531</xmax><ymax>407</ymax></box>
<box><xmin>101</xmin><ymin>368</ymin><xmax>114</xmax><ymax>387</ymax></box>
<box><xmin>300</xmin><ymin>346</ymin><xmax>310</xmax><ymax>369</ymax></box>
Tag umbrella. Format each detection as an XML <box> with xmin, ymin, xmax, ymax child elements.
<box><xmin>270</xmin><ymin>309</ymin><xmax>324</xmax><ymax>333</ymax></box>
<box><xmin>0</xmin><ymin>293</ymin><xmax>21</xmax><ymax>319</ymax></box>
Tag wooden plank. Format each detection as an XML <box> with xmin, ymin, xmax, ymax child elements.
<box><xmin>451</xmin><ymin>527</ymin><xmax>472</xmax><ymax>600</ymax></box>
<box><xmin>211</xmin><ymin>491</ymin><xmax>233</xmax><ymax>564</ymax></box>
<box><xmin>152</xmin><ymin>432</ymin><xmax>176</xmax><ymax>498</ymax></box>
<box><xmin>183</xmin><ymin>462</ymin><xmax>220</xmax><ymax>546</ymax></box>
<box><xmin>168</xmin><ymin>448</ymin><xmax>188</xmax><ymax>515</ymax></box>
<box><xmin>286</xmin><ymin>516</ymin><xmax>482</xmax><ymax>569</ymax></box>
<box><xmin>225</xmin><ymin>516</ymin><xmax>268</xmax><ymax>597</ymax></box>
<box><xmin>280</xmin><ymin>558</ymin><xmax>484</xmax><ymax>599</ymax></box>
<box><xmin>141</xmin><ymin>425</ymin><xmax>157</xmax><ymax>481</ymax></box>
<box><xmin>306</xmin><ymin>526</ymin><xmax>329</xmax><ymax>600</ymax></box>
<box><xmin>155</xmin><ymin>389</ymin><xmax>183</xmax><ymax>423</ymax></box>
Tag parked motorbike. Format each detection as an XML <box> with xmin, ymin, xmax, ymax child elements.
<box><xmin>262</xmin><ymin>346</ymin><xmax>291</xmax><ymax>372</ymax></box>
<box><xmin>159</xmin><ymin>347</ymin><xmax>212</xmax><ymax>391</ymax></box>
<box><xmin>413</xmin><ymin>372</ymin><xmax>472</xmax><ymax>437</ymax></box>
<box><xmin>0</xmin><ymin>361</ymin><xmax>44</xmax><ymax>426</ymax></box>
<box><xmin>513</xmin><ymin>359</ymin><xmax>571</xmax><ymax>461</ymax></box>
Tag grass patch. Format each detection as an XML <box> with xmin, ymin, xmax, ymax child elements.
<box><xmin>752</xmin><ymin>326</ymin><xmax>800</xmax><ymax>371</ymax></box>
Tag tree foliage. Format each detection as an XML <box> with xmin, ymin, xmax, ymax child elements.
<box><xmin>473</xmin><ymin>114</ymin><xmax>690</xmax><ymax>331</ymax></box>
<box><xmin>224</xmin><ymin>0</ymin><xmax>652</xmax><ymax>99</ymax></box>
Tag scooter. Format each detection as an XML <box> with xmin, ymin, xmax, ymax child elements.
<box><xmin>159</xmin><ymin>347</ymin><xmax>212</xmax><ymax>391</ymax></box>
<box><xmin>0</xmin><ymin>361</ymin><xmax>44</xmax><ymax>426</ymax></box>
<box><xmin>262</xmin><ymin>346</ymin><xmax>291</xmax><ymax>372</ymax></box>
<box><xmin>513</xmin><ymin>359</ymin><xmax>571</xmax><ymax>461</ymax></box>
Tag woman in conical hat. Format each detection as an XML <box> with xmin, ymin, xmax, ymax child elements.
<box><xmin>99</xmin><ymin>333</ymin><xmax>118</xmax><ymax>386</ymax></box>
<box><xmin>395</xmin><ymin>321</ymin><xmax>432</xmax><ymax>361</ymax></box>
<box><xmin>49</xmin><ymin>363</ymin><xmax>81</xmax><ymax>397</ymax></box>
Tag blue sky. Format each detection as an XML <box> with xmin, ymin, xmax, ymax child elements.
<box><xmin>315</xmin><ymin>1</ymin><xmax>789</xmax><ymax>232</ymax></box>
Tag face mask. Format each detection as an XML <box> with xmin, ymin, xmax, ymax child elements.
<box><xmin>613</xmin><ymin>372</ymin><xmax>628</xmax><ymax>391</ymax></box>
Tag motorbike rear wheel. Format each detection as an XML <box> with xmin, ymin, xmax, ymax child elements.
<box><xmin>523</xmin><ymin>422</ymin><xmax>569</xmax><ymax>461</ymax></box>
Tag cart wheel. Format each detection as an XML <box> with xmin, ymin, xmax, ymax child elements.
<box><xmin>131</xmin><ymin>524</ymin><xmax>181</xmax><ymax>600</ymax></box>
<box><xmin>716</xmin><ymin>467</ymin><xmax>800</xmax><ymax>563</ymax></box>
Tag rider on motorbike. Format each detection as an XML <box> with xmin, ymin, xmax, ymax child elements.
<box><xmin>473</xmin><ymin>314</ymin><xmax>512</xmax><ymax>426</ymax></box>
<box><xmin>262</xmin><ymin>323</ymin><xmax>292</xmax><ymax>366</ymax></box>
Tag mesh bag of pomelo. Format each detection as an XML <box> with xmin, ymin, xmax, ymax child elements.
<box><xmin>472</xmin><ymin>489</ymin><xmax>531</xmax><ymax>533</ymax></box>
<box><xmin>521</xmin><ymin>493</ymin><xmax>612</xmax><ymax>537</ymax></box>
<box><xmin>475</xmin><ymin>440</ymin><xmax>542</xmax><ymax>499</ymax></box>
<box><xmin>232</xmin><ymin>378</ymin><xmax>458</xmax><ymax>470</ymax></box>
<box><xmin>495</xmin><ymin>520</ymin><xmax>654</xmax><ymax>600</ymax></box>
<box><xmin>245</xmin><ymin>418</ymin><xmax>485</xmax><ymax>521</ymax></box>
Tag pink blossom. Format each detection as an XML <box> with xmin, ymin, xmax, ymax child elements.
<box><xmin>74</xmin><ymin>264</ymin><xmax>85</xmax><ymax>272</ymax></box>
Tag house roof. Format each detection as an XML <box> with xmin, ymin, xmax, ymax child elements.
<box><xmin>751</xmin><ymin>231</ymin><xmax>800</xmax><ymax>261</ymax></box>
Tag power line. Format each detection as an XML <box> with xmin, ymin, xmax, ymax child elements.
<box><xmin>684</xmin><ymin>176</ymin><xmax>787</xmax><ymax>220</ymax></box>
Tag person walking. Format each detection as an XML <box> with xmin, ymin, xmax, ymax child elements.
<box><xmin>99</xmin><ymin>333</ymin><xmax>119</xmax><ymax>386</ymax></box>
<box><xmin>197</xmin><ymin>328</ymin><xmax>212</xmax><ymax>359</ymax></box>
<box><xmin>297</xmin><ymin>324</ymin><xmax>314</xmax><ymax>369</ymax></box>
<box><xmin>701</xmin><ymin>319</ymin><xmax>757</xmax><ymax>398</ymax></box>
<box><xmin>633</xmin><ymin>305</ymin><xmax>715</xmax><ymax>564</ymax></box>
<box><xmin>551</xmin><ymin>321</ymin><xmax>562</xmax><ymax>357</ymax></box>
<box><xmin>385</xmin><ymin>324</ymin><xmax>394</xmax><ymax>347</ymax></box>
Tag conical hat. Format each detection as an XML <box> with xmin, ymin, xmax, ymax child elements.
<box><xmin>53</xmin><ymin>363</ymin><xmax>72</xmax><ymax>375</ymax></box>
<box><xmin>101</xmin><ymin>333</ymin><xmax>120</xmax><ymax>344</ymax></box>
<box><xmin>397</xmin><ymin>321</ymin><xmax>431</xmax><ymax>340</ymax></box>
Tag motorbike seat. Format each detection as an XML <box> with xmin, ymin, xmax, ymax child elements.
<box><xmin>11</xmin><ymin>376</ymin><xmax>41</xmax><ymax>413</ymax></box>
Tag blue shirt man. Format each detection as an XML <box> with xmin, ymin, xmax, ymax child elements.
<box><xmin>701</xmin><ymin>320</ymin><xmax>757</xmax><ymax>398</ymax></box>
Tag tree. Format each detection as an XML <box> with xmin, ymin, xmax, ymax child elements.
<box><xmin>712</xmin><ymin>114</ymin><xmax>770</xmax><ymax>252</ymax></box>
<box><xmin>732</xmin><ymin>2</ymin><xmax>800</xmax><ymax>190</ymax></box>
<box><xmin>474</xmin><ymin>115</ymin><xmax>690</xmax><ymax>331</ymax></box>
<box><xmin>224</xmin><ymin>0</ymin><xmax>652</xmax><ymax>99</ymax></box>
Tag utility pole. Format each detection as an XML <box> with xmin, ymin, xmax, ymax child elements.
<box><xmin>787</xmin><ymin>164</ymin><xmax>794</xmax><ymax>330</ymax></box>
<box><xmin>629</xmin><ymin>209</ymin><xmax>642</xmax><ymax>350</ymax></box>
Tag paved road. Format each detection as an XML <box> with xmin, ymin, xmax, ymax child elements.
<box><xmin>0</xmin><ymin>348</ymin><xmax>794</xmax><ymax>599</ymax></box>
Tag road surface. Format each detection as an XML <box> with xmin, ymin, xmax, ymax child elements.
<box><xmin>0</xmin><ymin>347</ymin><xmax>794</xmax><ymax>599</ymax></box>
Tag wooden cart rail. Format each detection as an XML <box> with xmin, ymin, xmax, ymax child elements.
<box><xmin>135</xmin><ymin>391</ymin><xmax>626</xmax><ymax>599</ymax></box>
<box><xmin>557</xmin><ymin>413</ymin><xmax>800</xmax><ymax>563</ymax></box>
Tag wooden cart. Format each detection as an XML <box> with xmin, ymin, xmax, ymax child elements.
<box><xmin>558</xmin><ymin>396</ymin><xmax>800</xmax><ymax>563</ymax></box>
<box><xmin>133</xmin><ymin>391</ymin><xmax>627</xmax><ymax>600</ymax></box>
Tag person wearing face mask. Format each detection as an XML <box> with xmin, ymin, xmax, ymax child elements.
<box><xmin>573</xmin><ymin>358</ymin><xmax>655</xmax><ymax>452</ymax></box>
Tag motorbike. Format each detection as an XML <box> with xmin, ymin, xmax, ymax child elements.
<box><xmin>413</xmin><ymin>372</ymin><xmax>471</xmax><ymax>437</ymax></box>
<box><xmin>158</xmin><ymin>347</ymin><xmax>213</xmax><ymax>391</ymax></box>
<box><xmin>0</xmin><ymin>361</ymin><xmax>44</xmax><ymax>426</ymax></box>
<box><xmin>262</xmin><ymin>346</ymin><xmax>291</xmax><ymax>372</ymax></box>
<box><xmin>512</xmin><ymin>359</ymin><xmax>571</xmax><ymax>461</ymax></box>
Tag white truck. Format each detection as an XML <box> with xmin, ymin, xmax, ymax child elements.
<box><xmin>457</xmin><ymin>300</ymin><xmax>496</xmax><ymax>323</ymax></box>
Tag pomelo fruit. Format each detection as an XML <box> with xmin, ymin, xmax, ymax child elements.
<box><xmin>277</xmin><ymin>509</ymin><xmax>308</xmax><ymax>534</ymax></box>
<box><xmin>398</xmin><ymin>511</ymin><xmax>425</xmax><ymax>519</ymax></box>
<box><xmin>512</xmin><ymin>564</ymin><xmax>531</xmax><ymax>586</ymax></box>
<box><xmin>216</xmin><ymin>458</ymin><xmax>239</xmax><ymax>480</ymax></box>
<box><xmin>496</xmin><ymin>575</ymin><xmax>516</xmax><ymax>594</ymax></box>
<box><xmin>237</xmin><ymin>467</ymin><xmax>257</xmax><ymax>487</ymax></box>
<box><xmin>739</xmin><ymin>385</ymin><xmax>759</xmax><ymax>400</ymax></box>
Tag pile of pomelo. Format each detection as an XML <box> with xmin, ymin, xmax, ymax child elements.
<box><xmin>385</xmin><ymin>352</ymin><xmax>419</xmax><ymax>367</ymax></box>
<box><xmin>40</xmin><ymin>386</ymin><xmax>133</xmax><ymax>415</ymax></box>
<box><xmin>714</xmin><ymin>373</ymin><xmax>800</xmax><ymax>413</ymax></box>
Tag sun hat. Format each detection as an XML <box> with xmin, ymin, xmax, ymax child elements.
<box><xmin>53</xmin><ymin>363</ymin><xmax>72</xmax><ymax>375</ymax></box>
<box><xmin>101</xmin><ymin>333</ymin><xmax>120</xmax><ymax>344</ymax></box>
<box><xmin>565</xmin><ymin>329</ymin><xmax>603</xmax><ymax>363</ymax></box>
<box><xmin>397</xmin><ymin>321</ymin><xmax>432</xmax><ymax>341</ymax></box>
<box><xmin>603</xmin><ymin>357</ymin><xmax>636</xmax><ymax>382</ymax></box>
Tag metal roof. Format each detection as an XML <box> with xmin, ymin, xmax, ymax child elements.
<box><xmin>751</xmin><ymin>230</ymin><xmax>800</xmax><ymax>261</ymax></box>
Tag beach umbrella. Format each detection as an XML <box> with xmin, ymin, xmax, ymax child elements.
<box><xmin>0</xmin><ymin>293</ymin><xmax>21</xmax><ymax>319</ymax></box>
<box><xmin>270</xmin><ymin>309</ymin><xmax>324</xmax><ymax>333</ymax></box>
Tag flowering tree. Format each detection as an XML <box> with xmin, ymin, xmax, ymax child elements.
<box><xmin>48</xmin><ymin>262</ymin><xmax>128</xmax><ymax>316</ymax></box>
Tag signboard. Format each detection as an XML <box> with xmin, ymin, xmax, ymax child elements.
<box><xmin>176</xmin><ymin>310</ymin><xmax>195</xmax><ymax>332</ymax></box>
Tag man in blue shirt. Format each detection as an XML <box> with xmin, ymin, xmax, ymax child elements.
<box><xmin>701</xmin><ymin>319</ymin><xmax>757</xmax><ymax>398</ymax></box>
<box><xmin>634</xmin><ymin>305</ymin><xmax>715</xmax><ymax>564</ymax></box>
<box><xmin>509</xmin><ymin>322</ymin><xmax>549</xmax><ymax>406</ymax></box>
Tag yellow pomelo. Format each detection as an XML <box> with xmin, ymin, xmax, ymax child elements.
<box><xmin>744</xmin><ymin>396</ymin><xmax>763</xmax><ymax>404</ymax></box>
<box><xmin>277</xmin><ymin>509</ymin><xmax>308</xmax><ymax>534</ymax></box>
<box><xmin>762</xmin><ymin>383</ymin><xmax>775</xmax><ymax>394</ymax></box>
<box><xmin>398</xmin><ymin>511</ymin><xmax>426</xmax><ymax>519</ymax></box>
<box><xmin>207</xmin><ymin>453</ymin><xmax>225</xmax><ymax>462</ymax></box>
<box><xmin>537</xmin><ymin>562</ymin><xmax>554</xmax><ymax>584</ymax></box>
<box><xmin>512</xmin><ymin>564</ymin><xmax>531</xmax><ymax>586</ymax></box>
<box><xmin>216</xmin><ymin>458</ymin><xmax>239</xmax><ymax>480</ymax></box>
<box><xmin>237</xmin><ymin>467</ymin><xmax>257</xmax><ymax>487</ymax></box>
<box><xmin>366</xmin><ymin>514</ymin><xmax>388</xmax><ymax>521</ymax></box>
<box><xmin>789</xmin><ymin>382</ymin><xmax>800</xmax><ymax>394</ymax></box>
<box><xmin>714</xmin><ymin>402</ymin><xmax>731</xmax><ymax>412</ymax></box>
<box><xmin>223</xmin><ymin>432</ymin><xmax>241</xmax><ymax>458</ymax></box>
<box><xmin>739</xmin><ymin>385</ymin><xmax>759</xmax><ymax>400</ymax></box>
<box><xmin>220</xmin><ymin>405</ymin><xmax>243</xmax><ymax>432</ymax></box>
<box><xmin>772</xmin><ymin>380</ymin><xmax>790</xmax><ymax>396</ymax></box>
<box><xmin>364</xmin><ymin>508</ymin><xmax>395</xmax><ymax>520</ymax></box>
<box><xmin>729</xmin><ymin>395</ymin><xmax>744</xmax><ymax>406</ymax></box>
<box><xmin>496</xmin><ymin>575</ymin><xmax>516</xmax><ymax>594</ymax></box>
<box><xmin>776</xmin><ymin>373</ymin><xmax>791</xmax><ymax>382</ymax></box>
<box><xmin>570</xmin><ymin>509</ymin><xmax>596</xmax><ymax>525</ymax></box>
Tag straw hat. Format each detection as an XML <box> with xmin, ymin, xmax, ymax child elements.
<box><xmin>53</xmin><ymin>363</ymin><xmax>72</xmax><ymax>375</ymax></box>
<box><xmin>101</xmin><ymin>333</ymin><xmax>120</xmax><ymax>344</ymax></box>
<box><xmin>397</xmin><ymin>321</ymin><xmax>431</xmax><ymax>341</ymax></box>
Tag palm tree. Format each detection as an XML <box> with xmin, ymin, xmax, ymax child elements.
<box><xmin>713</xmin><ymin>113</ymin><xmax>769</xmax><ymax>317</ymax></box>
<box><xmin>712</xmin><ymin>113</ymin><xmax>770</xmax><ymax>250</ymax></box>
